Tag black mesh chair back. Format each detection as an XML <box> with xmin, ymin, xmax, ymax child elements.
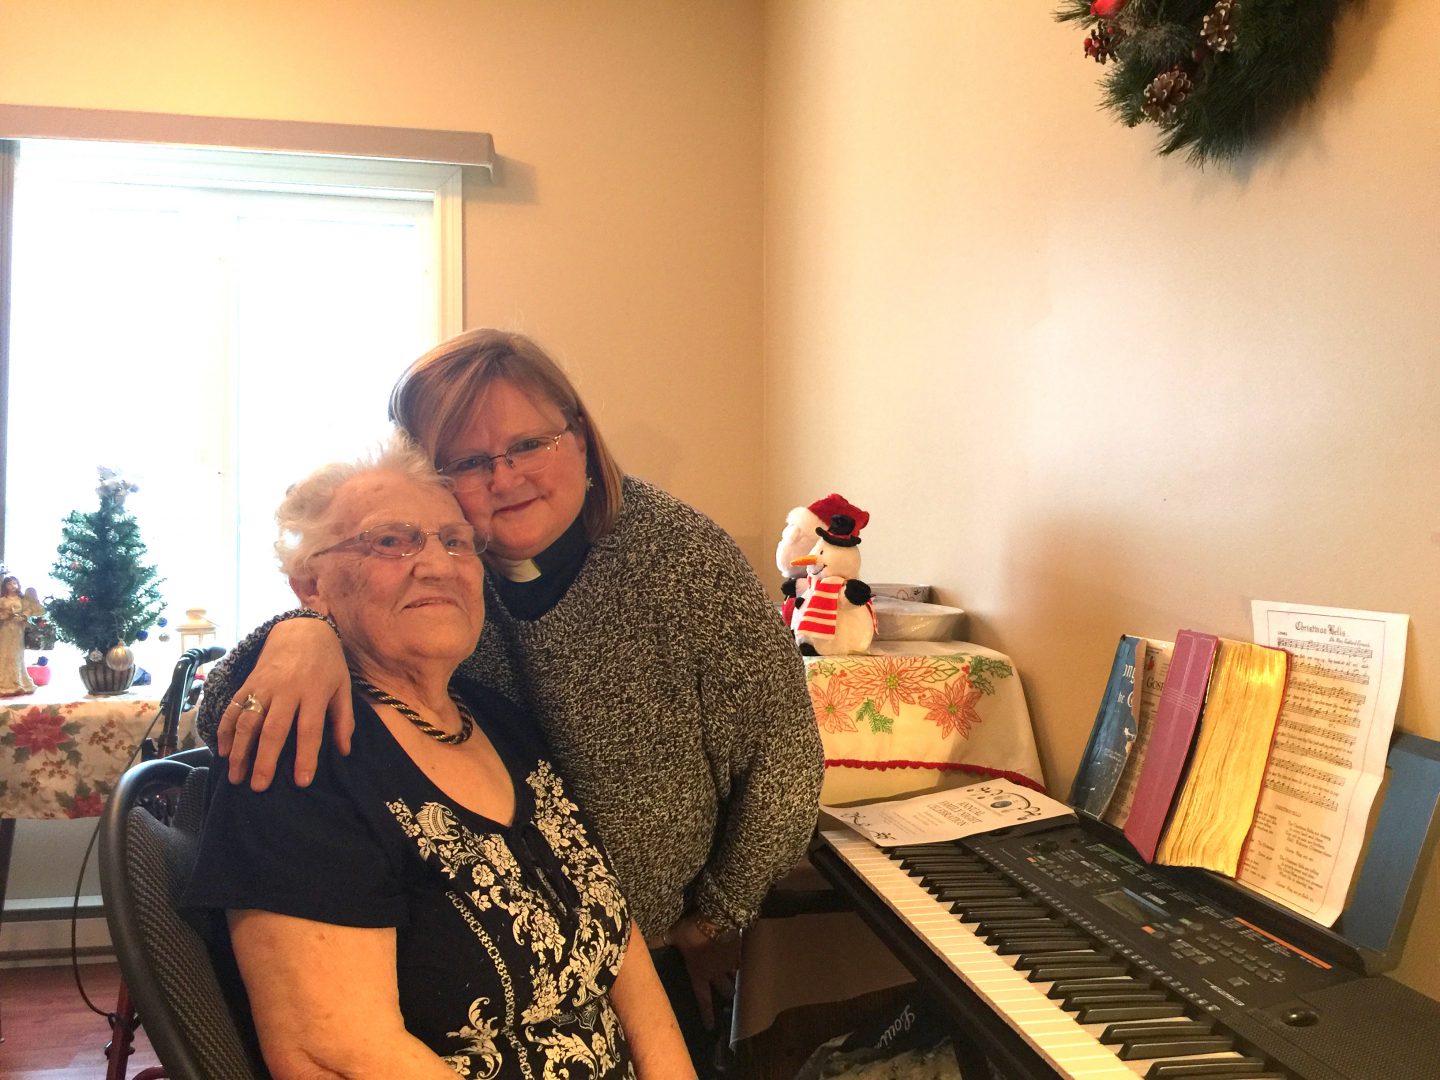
<box><xmin>100</xmin><ymin>750</ymin><xmax>268</xmax><ymax>1079</ymax></box>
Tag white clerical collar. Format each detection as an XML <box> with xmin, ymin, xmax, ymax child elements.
<box><xmin>488</xmin><ymin>554</ymin><xmax>542</xmax><ymax>582</ymax></box>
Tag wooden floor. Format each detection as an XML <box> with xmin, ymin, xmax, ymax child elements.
<box><xmin>0</xmin><ymin>962</ymin><xmax>894</xmax><ymax>1080</ymax></box>
<box><xmin>0</xmin><ymin>963</ymin><xmax>160</xmax><ymax>1080</ymax></box>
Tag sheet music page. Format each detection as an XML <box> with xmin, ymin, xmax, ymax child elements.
<box><xmin>1103</xmin><ymin>638</ymin><xmax>1174</xmax><ymax>829</ymax></box>
<box><xmin>821</xmin><ymin>782</ymin><xmax>1074</xmax><ymax>848</ymax></box>
<box><xmin>1238</xmin><ymin>601</ymin><xmax>1409</xmax><ymax>925</ymax></box>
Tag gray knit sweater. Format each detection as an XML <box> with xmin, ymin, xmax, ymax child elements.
<box><xmin>199</xmin><ymin>477</ymin><xmax>823</xmax><ymax>937</ymax></box>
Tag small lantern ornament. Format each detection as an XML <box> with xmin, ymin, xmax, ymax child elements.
<box><xmin>178</xmin><ymin>607</ymin><xmax>217</xmax><ymax>654</ymax></box>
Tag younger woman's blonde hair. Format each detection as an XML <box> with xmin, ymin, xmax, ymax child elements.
<box><xmin>388</xmin><ymin>329</ymin><xmax>624</xmax><ymax>541</ymax></box>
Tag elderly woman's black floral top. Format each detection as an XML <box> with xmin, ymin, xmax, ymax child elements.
<box><xmin>185</xmin><ymin>680</ymin><xmax>636</xmax><ymax>1080</ymax></box>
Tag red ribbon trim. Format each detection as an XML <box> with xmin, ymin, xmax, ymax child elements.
<box><xmin>824</xmin><ymin>758</ymin><xmax>1047</xmax><ymax>794</ymax></box>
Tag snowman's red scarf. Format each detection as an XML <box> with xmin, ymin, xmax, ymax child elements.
<box><xmin>795</xmin><ymin>577</ymin><xmax>876</xmax><ymax>638</ymax></box>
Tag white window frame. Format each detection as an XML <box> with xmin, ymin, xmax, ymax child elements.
<box><xmin>0</xmin><ymin>139</ymin><xmax>466</xmax><ymax>560</ymax></box>
<box><xmin>14</xmin><ymin>140</ymin><xmax>464</xmax><ymax>341</ymax></box>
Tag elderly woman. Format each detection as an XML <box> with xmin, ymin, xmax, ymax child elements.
<box><xmin>197</xmin><ymin>330</ymin><xmax>823</xmax><ymax>1068</ymax></box>
<box><xmin>183</xmin><ymin>435</ymin><xmax>693</xmax><ymax>1079</ymax></box>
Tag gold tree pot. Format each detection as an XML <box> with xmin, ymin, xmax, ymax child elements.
<box><xmin>79</xmin><ymin>659</ymin><xmax>135</xmax><ymax>696</ymax></box>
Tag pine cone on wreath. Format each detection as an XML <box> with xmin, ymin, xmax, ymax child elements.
<box><xmin>1201</xmin><ymin>0</ymin><xmax>1240</xmax><ymax>53</ymax></box>
<box><xmin>1084</xmin><ymin>23</ymin><xmax>1122</xmax><ymax>64</ymax></box>
<box><xmin>1141</xmin><ymin>66</ymin><xmax>1195</xmax><ymax>122</ymax></box>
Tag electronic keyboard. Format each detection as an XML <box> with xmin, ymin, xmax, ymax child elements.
<box><xmin>812</xmin><ymin>822</ymin><xmax>1440</xmax><ymax>1080</ymax></box>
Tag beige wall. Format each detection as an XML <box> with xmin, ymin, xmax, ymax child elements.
<box><xmin>764</xmin><ymin>0</ymin><xmax>1440</xmax><ymax>997</ymax></box>
<box><xmin>0</xmin><ymin>0</ymin><xmax>769</xmax><ymax>559</ymax></box>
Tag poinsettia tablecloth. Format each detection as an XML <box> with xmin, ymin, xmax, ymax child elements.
<box><xmin>0</xmin><ymin>681</ymin><xmax>173</xmax><ymax>820</ymax></box>
<box><xmin>807</xmin><ymin>640</ymin><xmax>1045</xmax><ymax>802</ymax></box>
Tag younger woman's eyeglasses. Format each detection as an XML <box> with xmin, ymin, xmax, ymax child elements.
<box><xmin>440</xmin><ymin>426</ymin><xmax>573</xmax><ymax>489</ymax></box>
<box><xmin>315</xmin><ymin>523</ymin><xmax>488</xmax><ymax>559</ymax></box>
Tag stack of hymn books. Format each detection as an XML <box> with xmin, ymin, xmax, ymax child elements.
<box><xmin>1069</xmin><ymin>630</ymin><xmax>1289</xmax><ymax>877</ymax></box>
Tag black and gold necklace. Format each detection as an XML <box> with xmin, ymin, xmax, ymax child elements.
<box><xmin>354</xmin><ymin>676</ymin><xmax>474</xmax><ymax>745</ymax></box>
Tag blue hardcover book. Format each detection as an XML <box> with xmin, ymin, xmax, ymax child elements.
<box><xmin>1069</xmin><ymin>635</ymin><xmax>1143</xmax><ymax>818</ymax></box>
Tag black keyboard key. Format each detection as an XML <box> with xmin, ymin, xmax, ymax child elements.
<box><xmin>922</xmin><ymin>875</ymin><xmax>1005</xmax><ymax>891</ymax></box>
<box><xmin>889</xmin><ymin>844</ymin><xmax>965</xmax><ymax>858</ymax></box>
<box><xmin>1118</xmin><ymin>1035</ymin><xmax>1236</xmax><ymax>1061</ymax></box>
<box><xmin>1015</xmin><ymin>951</ymin><xmax>1115</xmax><ymax>971</ymax></box>
<box><xmin>995</xmin><ymin>936</ymin><xmax>1092</xmax><ymax>954</ymax></box>
<box><xmin>1146</xmin><ymin>1058</ymin><xmax>1273</xmax><ymax>1079</ymax></box>
<box><xmin>1063</xmin><ymin>988</ymin><xmax>1170</xmax><ymax>1009</ymax></box>
<box><xmin>934</xmin><ymin>885</ymin><xmax>1022</xmax><ymax>902</ymax></box>
<box><xmin>1099</xmin><ymin>1018</ymin><xmax>1215</xmax><ymax>1043</ymax></box>
<box><xmin>952</xmin><ymin>901</ymin><xmax>1044</xmax><ymax>921</ymax></box>
<box><xmin>900</xmin><ymin>856</ymin><xmax>985</xmax><ymax>872</ymax></box>
<box><xmin>987</xmin><ymin>929</ymin><xmax>1086</xmax><ymax>948</ymax></box>
<box><xmin>987</xmin><ymin>924</ymin><xmax>1083</xmax><ymax>939</ymax></box>
<box><xmin>975</xmin><ymin>917</ymin><xmax>1066</xmax><ymax>935</ymax></box>
<box><xmin>1048</xmin><ymin>976</ymin><xmax>1153</xmax><ymax>999</ymax></box>
<box><xmin>1027</xmin><ymin>962</ymin><xmax>1129</xmax><ymax>982</ymax></box>
<box><xmin>1076</xmin><ymin>1001</ymin><xmax>1188</xmax><ymax>1024</ymax></box>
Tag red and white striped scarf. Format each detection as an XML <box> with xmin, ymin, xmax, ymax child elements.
<box><xmin>794</xmin><ymin>577</ymin><xmax>845</xmax><ymax>637</ymax></box>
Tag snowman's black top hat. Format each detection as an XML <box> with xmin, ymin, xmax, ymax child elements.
<box><xmin>816</xmin><ymin>513</ymin><xmax>863</xmax><ymax>547</ymax></box>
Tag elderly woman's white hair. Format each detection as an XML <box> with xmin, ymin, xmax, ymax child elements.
<box><xmin>275</xmin><ymin>431</ymin><xmax>453</xmax><ymax>578</ymax></box>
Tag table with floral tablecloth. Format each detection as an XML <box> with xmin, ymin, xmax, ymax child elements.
<box><xmin>735</xmin><ymin>641</ymin><xmax>1047</xmax><ymax>1045</ymax></box>
<box><xmin>0</xmin><ymin>682</ymin><xmax>170</xmax><ymax>821</ymax></box>
<box><xmin>806</xmin><ymin>640</ymin><xmax>1046</xmax><ymax>804</ymax></box>
<box><xmin>0</xmin><ymin>680</ymin><xmax>176</xmax><ymax>915</ymax></box>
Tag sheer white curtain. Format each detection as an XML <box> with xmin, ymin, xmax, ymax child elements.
<box><xmin>5</xmin><ymin>141</ymin><xmax>453</xmax><ymax>670</ymax></box>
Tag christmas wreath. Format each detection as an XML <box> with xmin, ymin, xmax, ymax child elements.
<box><xmin>1056</xmin><ymin>0</ymin><xmax>1352</xmax><ymax>165</ymax></box>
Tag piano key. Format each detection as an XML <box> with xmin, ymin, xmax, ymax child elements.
<box><xmin>993</xmin><ymin>930</ymin><xmax>1094</xmax><ymax>947</ymax></box>
<box><xmin>990</xmin><ymin>931</ymin><xmax>1091</xmax><ymax>949</ymax></box>
<box><xmin>1048</xmin><ymin>976</ymin><xmax>1156</xmax><ymax>999</ymax></box>
<box><xmin>952</xmin><ymin>901</ymin><xmax>1047</xmax><ymax>920</ymax></box>
<box><xmin>1026</xmin><ymin>962</ymin><xmax>1131</xmax><ymax>981</ymax></box>
<box><xmin>1013</xmin><ymin>956</ymin><xmax>1111</xmax><ymax>973</ymax></box>
<box><xmin>1063</xmin><ymin>988</ymin><xmax>1171</xmax><ymax>1009</ymax></box>
<box><xmin>933</xmin><ymin>885</ymin><xmax>1024</xmax><ymax>902</ymax></box>
<box><xmin>1076</xmin><ymin>1002</ymin><xmax>1189</xmax><ymax>1024</ymax></box>
<box><xmin>1145</xmin><ymin>1058</ymin><xmax>1273</xmax><ymax>1079</ymax></box>
<box><xmin>915</xmin><ymin>867</ymin><xmax>998</xmax><ymax>881</ymax></box>
<box><xmin>1117</xmin><ymin>1035</ymin><xmax>1237</xmax><ymax>1061</ymax></box>
<box><xmin>976</xmin><ymin>916</ymin><xmax>1069</xmax><ymax>935</ymax></box>
<box><xmin>1098</xmin><ymin>1019</ymin><xmax>1214</xmax><ymax>1043</ymax></box>
<box><xmin>987</xmin><ymin>924</ymin><xmax>1085</xmax><ymax>939</ymax></box>
<box><xmin>924</xmin><ymin>874</ymin><xmax>1010</xmax><ymax>890</ymax></box>
<box><xmin>888</xmin><ymin>844</ymin><xmax>966</xmax><ymax>858</ymax></box>
<box><xmin>900</xmin><ymin>856</ymin><xmax>986</xmax><ymax>872</ymax></box>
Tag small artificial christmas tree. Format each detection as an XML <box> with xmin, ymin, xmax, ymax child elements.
<box><xmin>47</xmin><ymin>469</ymin><xmax>165</xmax><ymax>677</ymax></box>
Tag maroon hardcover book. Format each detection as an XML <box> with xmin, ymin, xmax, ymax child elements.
<box><xmin>1122</xmin><ymin>629</ymin><xmax>1219</xmax><ymax>862</ymax></box>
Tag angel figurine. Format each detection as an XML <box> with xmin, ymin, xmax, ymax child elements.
<box><xmin>0</xmin><ymin>574</ymin><xmax>45</xmax><ymax>695</ymax></box>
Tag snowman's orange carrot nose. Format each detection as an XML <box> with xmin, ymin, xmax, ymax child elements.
<box><xmin>791</xmin><ymin>555</ymin><xmax>819</xmax><ymax>567</ymax></box>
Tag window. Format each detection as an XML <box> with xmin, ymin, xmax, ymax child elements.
<box><xmin>3</xmin><ymin>140</ymin><xmax>461</xmax><ymax>658</ymax></box>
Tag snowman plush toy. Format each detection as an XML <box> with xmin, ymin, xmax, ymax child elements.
<box><xmin>776</xmin><ymin>494</ymin><xmax>865</xmax><ymax>625</ymax></box>
<box><xmin>782</xmin><ymin>502</ymin><xmax>876</xmax><ymax>656</ymax></box>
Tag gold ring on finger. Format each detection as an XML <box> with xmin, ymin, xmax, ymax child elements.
<box><xmin>235</xmin><ymin>692</ymin><xmax>264</xmax><ymax>714</ymax></box>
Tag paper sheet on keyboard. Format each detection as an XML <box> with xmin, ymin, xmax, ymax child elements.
<box><xmin>1239</xmin><ymin>600</ymin><xmax>1410</xmax><ymax>925</ymax></box>
<box><xmin>821</xmin><ymin>781</ymin><xmax>1074</xmax><ymax>847</ymax></box>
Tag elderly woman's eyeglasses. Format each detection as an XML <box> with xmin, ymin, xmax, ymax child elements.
<box><xmin>440</xmin><ymin>426</ymin><xmax>573</xmax><ymax>489</ymax></box>
<box><xmin>315</xmin><ymin>523</ymin><xmax>488</xmax><ymax>560</ymax></box>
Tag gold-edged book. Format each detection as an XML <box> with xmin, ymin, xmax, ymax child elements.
<box><xmin>1155</xmin><ymin>639</ymin><xmax>1289</xmax><ymax>876</ymax></box>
